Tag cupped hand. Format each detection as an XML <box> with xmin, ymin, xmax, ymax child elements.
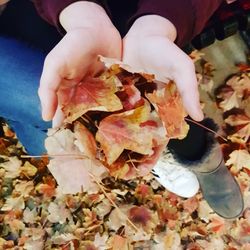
<box><xmin>123</xmin><ymin>15</ymin><xmax>204</xmax><ymax>121</ymax></box>
<box><xmin>38</xmin><ymin>2</ymin><xmax>122</xmax><ymax>126</ymax></box>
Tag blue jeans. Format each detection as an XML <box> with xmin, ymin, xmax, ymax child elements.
<box><xmin>0</xmin><ymin>36</ymin><xmax>51</xmax><ymax>155</ymax></box>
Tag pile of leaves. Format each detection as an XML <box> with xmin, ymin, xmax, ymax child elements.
<box><xmin>45</xmin><ymin>57</ymin><xmax>189</xmax><ymax>194</ymax></box>
<box><xmin>0</xmin><ymin>55</ymin><xmax>249</xmax><ymax>249</ymax></box>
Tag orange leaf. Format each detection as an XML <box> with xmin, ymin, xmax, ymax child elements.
<box><xmin>108</xmin><ymin>235</ymin><xmax>129</xmax><ymax>250</ymax></box>
<box><xmin>146</xmin><ymin>82</ymin><xmax>189</xmax><ymax>139</ymax></box>
<box><xmin>207</xmin><ymin>216</ymin><xmax>225</xmax><ymax>233</ymax></box>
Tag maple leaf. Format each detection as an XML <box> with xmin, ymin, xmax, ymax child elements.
<box><xmin>36</xmin><ymin>176</ymin><xmax>56</xmax><ymax>198</ymax></box>
<box><xmin>135</xmin><ymin>144</ymin><xmax>166</xmax><ymax>177</ymax></box>
<box><xmin>100</xmin><ymin>56</ymin><xmax>154</xmax><ymax>81</ymax></box>
<box><xmin>23</xmin><ymin>207</ymin><xmax>38</xmax><ymax>224</ymax></box>
<box><xmin>20</xmin><ymin>161</ymin><xmax>37</xmax><ymax>177</ymax></box>
<box><xmin>116</xmin><ymin>84</ymin><xmax>143</xmax><ymax>111</ymax></box>
<box><xmin>134</xmin><ymin>184</ymin><xmax>153</xmax><ymax>202</ymax></box>
<box><xmin>63</xmin><ymin>77</ymin><xmax>123</xmax><ymax>123</ymax></box>
<box><xmin>107</xmin><ymin>206</ymin><xmax>128</xmax><ymax>231</ymax></box>
<box><xmin>225</xmin><ymin>113</ymin><xmax>250</xmax><ymax>143</ymax></box>
<box><xmin>93</xmin><ymin>233</ymin><xmax>108</xmax><ymax>250</ymax></box>
<box><xmin>236</xmin><ymin>171</ymin><xmax>250</xmax><ymax>193</ymax></box>
<box><xmin>45</xmin><ymin>128</ymin><xmax>78</xmax><ymax>155</ymax></box>
<box><xmin>207</xmin><ymin>215</ymin><xmax>226</xmax><ymax>234</ymax></box>
<box><xmin>196</xmin><ymin>237</ymin><xmax>225</xmax><ymax>250</ymax></box>
<box><xmin>225</xmin><ymin>150</ymin><xmax>250</xmax><ymax>172</ymax></box>
<box><xmin>47</xmin><ymin>202</ymin><xmax>72</xmax><ymax>224</ymax></box>
<box><xmin>182</xmin><ymin>196</ymin><xmax>199</xmax><ymax>214</ymax></box>
<box><xmin>22</xmin><ymin>228</ymin><xmax>45</xmax><ymax>250</ymax></box>
<box><xmin>107</xmin><ymin>235</ymin><xmax>130</xmax><ymax>250</ymax></box>
<box><xmin>45</xmin><ymin>127</ymin><xmax>108</xmax><ymax>194</ymax></box>
<box><xmin>48</xmin><ymin>157</ymin><xmax>108</xmax><ymax>194</ymax></box>
<box><xmin>128</xmin><ymin>206</ymin><xmax>152</xmax><ymax>228</ymax></box>
<box><xmin>198</xmin><ymin>75</ymin><xmax>214</xmax><ymax>93</ymax></box>
<box><xmin>95</xmin><ymin>198</ymin><xmax>112</xmax><ymax>219</ymax></box>
<box><xmin>0</xmin><ymin>156</ymin><xmax>21</xmax><ymax>178</ymax></box>
<box><xmin>162</xmin><ymin>229</ymin><xmax>181</xmax><ymax>250</ymax></box>
<box><xmin>1</xmin><ymin>196</ymin><xmax>25</xmax><ymax>211</ymax></box>
<box><xmin>74</xmin><ymin>121</ymin><xmax>97</xmax><ymax>159</ymax></box>
<box><xmin>197</xmin><ymin>200</ymin><xmax>214</xmax><ymax>223</ymax></box>
<box><xmin>6</xmin><ymin>219</ymin><xmax>25</xmax><ymax>235</ymax></box>
<box><xmin>146</xmin><ymin>82</ymin><xmax>189</xmax><ymax>139</ymax></box>
<box><xmin>96</xmin><ymin>102</ymin><xmax>155</xmax><ymax>165</ymax></box>
<box><xmin>14</xmin><ymin>180</ymin><xmax>34</xmax><ymax>197</ymax></box>
<box><xmin>226</xmin><ymin>73</ymin><xmax>250</xmax><ymax>97</ymax></box>
<box><xmin>233</xmin><ymin>124</ymin><xmax>250</xmax><ymax>143</ymax></box>
<box><xmin>51</xmin><ymin>233</ymin><xmax>78</xmax><ymax>245</ymax></box>
<box><xmin>225</xmin><ymin>114</ymin><xmax>250</xmax><ymax>127</ymax></box>
<box><xmin>218</xmin><ymin>91</ymin><xmax>241</xmax><ymax>111</ymax></box>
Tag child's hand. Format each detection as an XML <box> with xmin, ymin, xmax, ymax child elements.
<box><xmin>123</xmin><ymin>15</ymin><xmax>204</xmax><ymax>121</ymax></box>
<box><xmin>38</xmin><ymin>2</ymin><xmax>121</xmax><ymax>126</ymax></box>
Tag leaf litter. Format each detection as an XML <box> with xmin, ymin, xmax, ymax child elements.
<box><xmin>0</xmin><ymin>53</ymin><xmax>249</xmax><ymax>249</ymax></box>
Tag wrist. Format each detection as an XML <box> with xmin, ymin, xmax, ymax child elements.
<box><xmin>59</xmin><ymin>1</ymin><xmax>114</xmax><ymax>32</ymax></box>
<box><xmin>127</xmin><ymin>15</ymin><xmax>177</xmax><ymax>42</ymax></box>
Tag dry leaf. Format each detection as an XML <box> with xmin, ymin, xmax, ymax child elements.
<box><xmin>1</xmin><ymin>196</ymin><xmax>25</xmax><ymax>211</ymax></box>
<box><xmin>20</xmin><ymin>161</ymin><xmax>37</xmax><ymax>177</ymax></box>
<box><xmin>218</xmin><ymin>91</ymin><xmax>241</xmax><ymax>111</ymax></box>
<box><xmin>14</xmin><ymin>181</ymin><xmax>34</xmax><ymax>197</ymax></box>
<box><xmin>45</xmin><ymin>127</ymin><xmax>108</xmax><ymax>194</ymax></box>
<box><xmin>96</xmin><ymin>102</ymin><xmax>155</xmax><ymax>165</ymax></box>
<box><xmin>146</xmin><ymin>82</ymin><xmax>189</xmax><ymax>139</ymax></box>
<box><xmin>63</xmin><ymin>77</ymin><xmax>123</xmax><ymax>123</ymax></box>
<box><xmin>47</xmin><ymin>202</ymin><xmax>72</xmax><ymax>224</ymax></box>
<box><xmin>225</xmin><ymin>150</ymin><xmax>250</xmax><ymax>172</ymax></box>
<box><xmin>0</xmin><ymin>157</ymin><xmax>21</xmax><ymax>178</ymax></box>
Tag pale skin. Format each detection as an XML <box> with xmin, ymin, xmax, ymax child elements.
<box><xmin>38</xmin><ymin>1</ymin><xmax>204</xmax><ymax>127</ymax></box>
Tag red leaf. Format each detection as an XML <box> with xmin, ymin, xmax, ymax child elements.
<box><xmin>96</xmin><ymin>102</ymin><xmax>155</xmax><ymax>165</ymax></box>
<box><xmin>63</xmin><ymin>77</ymin><xmax>122</xmax><ymax>123</ymax></box>
<box><xmin>128</xmin><ymin>206</ymin><xmax>152</xmax><ymax>227</ymax></box>
<box><xmin>116</xmin><ymin>85</ymin><xmax>144</xmax><ymax>111</ymax></box>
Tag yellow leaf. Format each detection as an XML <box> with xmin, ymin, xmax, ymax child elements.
<box><xmin>0</xmin><ymin>157</ymin><xmax>21</xmax><ymax>178</ymax></box>
<box><xmin>1</xmin><ymin>196</ymin><xmax>25</xmax><ymax>211</ymax></box>
<box><xmin>20</xmin><ymin>162</ymin><xmax>37</xmax><ymax>177</ymax></box>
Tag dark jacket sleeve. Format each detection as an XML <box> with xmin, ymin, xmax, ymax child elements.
<box><xmin>33</xmin><ymin>0</ymin><xmax>107</xmax><ymax>31</ymax></box>
<box><xmin>130</xmin><ymin>0</ymin><xmax>224</xmax><ymax>47</ymax></box>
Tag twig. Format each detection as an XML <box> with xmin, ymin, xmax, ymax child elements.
<box><xmin>20</xmin><ymin>154</ymin><xmax>89</xmax><ymax>159</ymax></box>
<box><xmin>185</xmin><ymin>117</ymin><xmax>228</xmax><ymax>142</ymax></box>
<box><xmin>89</xmin><ymin>172</ymin><xmax>141</xmax><ymax>233</ymax></box>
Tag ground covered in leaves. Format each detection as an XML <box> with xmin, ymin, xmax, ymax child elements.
<box><xmin>0</xmin><ymin>53</ymin><xmax>249</xmax><ymax>249</ymax></box>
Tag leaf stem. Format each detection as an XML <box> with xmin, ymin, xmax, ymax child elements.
<box><xmin>185</xmin><ymin>118</ymin><xmax>227</xmax><ymax>142</ymax></box>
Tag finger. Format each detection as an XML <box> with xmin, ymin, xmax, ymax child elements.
<box><xmin>52</xmin><ymin>106</ymin><xmax>65</xmax><ymax>128</ymax></box>
<box><xmin>38</xmin><ymin>61</ymin><xmax>61</xmax><ymax>121</ymax></box>
<box><xmin>173</xmin><ymin>59</ymin><xmax>204</xmax><ymax>121</ymax></box>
